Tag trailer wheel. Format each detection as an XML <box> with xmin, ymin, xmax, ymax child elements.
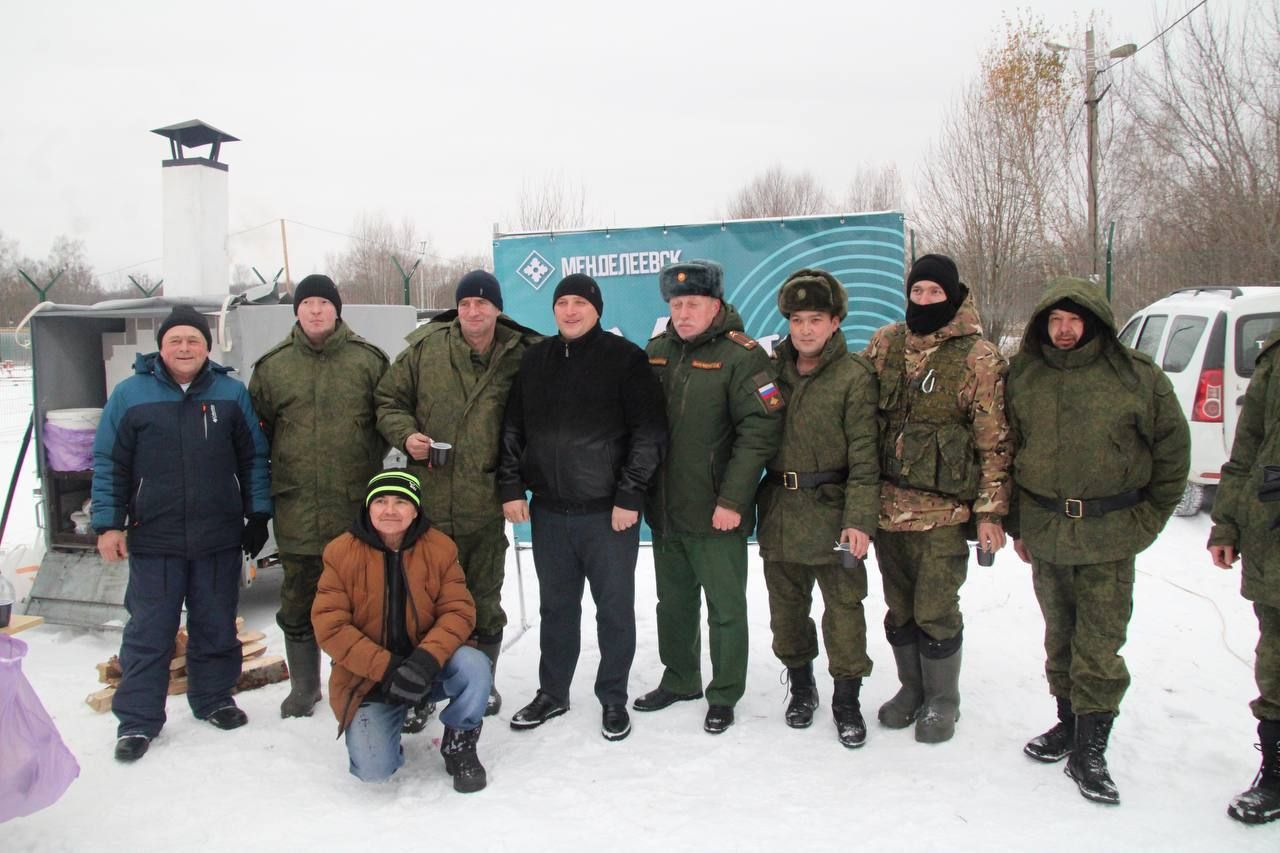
<box><xmin>1173</xmin><ymin>482</ymin><xmax>1205</xmax><ymax>517</ymax></box>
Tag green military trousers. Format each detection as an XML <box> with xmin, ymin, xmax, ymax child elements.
<box><xmin>452</xmin><ymin>519</ymin><xmax>509</xmax><ymax>640</ymax></box>
<box><xmin>1030</xmin><ymin>556</ymin><xmax>1135</xmax><ymax>715</ymax></box>
<box><xmin>764</xmin><ymin>559</ymin><xmax>872</xmax><ymax>679</ymax></box>
<box><xmin>278</xmin><ymin>553</ymin><xmax>324</xmax><ymax>642</ymax></box>
<box><xmin>873</xmin><ymin>525</ymin><xmax>969</xmax><ymax>642</ymax></box>
<box><xmin>1253</xmin><ymin>602</ymin><xmax>1280</xmax><ymax>721</ymax></box>
<box><xmin>652</xmin><ymin>532</ymin><xmax>749</xmax><ymax>707</ymax></box>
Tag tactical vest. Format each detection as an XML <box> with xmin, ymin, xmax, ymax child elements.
<box><xmin>877</xmin><ymin>326</ymin><xmax>980</xmax><ymax>500</ymax></box>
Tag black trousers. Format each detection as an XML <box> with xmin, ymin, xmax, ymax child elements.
<box><xmin>530</xmin><ymin>502</ymin><xmax>639</xmax><ymax>706</ymax></box>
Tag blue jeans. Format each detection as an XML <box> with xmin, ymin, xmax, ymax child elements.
<box><xmin>344</xmin><ymin>645</ymin><xmax>492</xmax><ymax>782</ymax></box>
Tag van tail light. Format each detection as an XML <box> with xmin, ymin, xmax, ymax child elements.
<box><xmin>1192</xmin><ymin>368</ymin><xmax>1223</xmax><ymax>422</ymax></box>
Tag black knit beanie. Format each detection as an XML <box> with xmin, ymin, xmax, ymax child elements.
<box><xmin>553</xmin><ymin>273</ymin><xmax>604</xmax><ymax>318</ymax></box>
<box><xmin>455</xmin><ymin>270</ymin><xmax>503</xmax><ymax>311</ymax></box>
<box><xmin>906</xmin><ymin>254</ymin><xmax>964</xmax><ymax>307</ymax></box>
<box><xmin>156</xmin><ymin>305</ymin><xmax>212</xmax><ymax>349</ymax></box>
<box><xmin>293</xmin><ymin>274</ymin><xmax>342</xmax><ymax>317</ymax></box>
<box><xmin>365</xmin><ymin>469</ymin><xmax>422</xmax><ymax>508</ymax></box>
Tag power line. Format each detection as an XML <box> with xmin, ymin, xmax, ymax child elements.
<box><xmin>1108</xmin><ymin>0</ymin><xmax>1209</xmax><ymax>71</ymax></box>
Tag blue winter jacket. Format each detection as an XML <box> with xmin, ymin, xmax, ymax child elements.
<box><xmin>91</xmin><ymin>352</ymin><xmax>272</xmax><ymax>557</ymax></box>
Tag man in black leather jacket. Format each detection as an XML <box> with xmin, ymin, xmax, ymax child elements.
<box><xmin>498</xmin><ymin>273</ymin><xmax>668</xmax><ymax>741</ymax></box>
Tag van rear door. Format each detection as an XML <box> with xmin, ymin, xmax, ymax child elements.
<box><xmin>1229</xmin><ymin>311</ymin><xmax>1280</xmax><ymax>453</ymax></box>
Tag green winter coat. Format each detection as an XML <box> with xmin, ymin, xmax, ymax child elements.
<box><xmin>375</xmin><ymin>313</ymin><xmax>539</xmax><ymax>538</ymax></box>
<box><xmin>644</xmin><ymin>303</ymin><xmax>784</xmax><ymax>537</ymax></box>
<box><xmin>249</xmin><ymin>321</ymin><xmax>389</xmax><ymax>555</ymax></box>
<box><xmin>756</xmin><ymin>333</ymin><xmax>880</xmax><ymax>564</ymax></box>
<box><xmin>1006</xmin><ymin>278</ymin><xmax>1190</xmax><ymax>564</ymax></box>
<box><xmin>1210</xmin><ymin>329</ymin><xmax>1280</xmax><ymax>608</ymax></box>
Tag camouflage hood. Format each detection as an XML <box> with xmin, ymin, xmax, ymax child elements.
<box><xmin>1019</xmin><ymin>277</ymin><xmax>1117</xmax><ymax>357</ymax></box>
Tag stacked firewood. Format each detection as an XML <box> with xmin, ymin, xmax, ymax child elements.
<box><xmin>86</xmin><ymin>618</ymin><xmax>289</xmax><ymax>713</ymax></box>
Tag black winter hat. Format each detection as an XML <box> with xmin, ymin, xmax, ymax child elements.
<box><xmin>365</xmin><ymin>469</ymin><xmax>422</xmax><ymax>509</ymax></box>
<box><xmin>777</xmin><ymin>268</ymin><xmax>848</xmax><ymax>319</ymax></box>
<box><xmin>156</xmin><ymin>305</ymin><xmax>212</xmax><ymax>349</ymax></box>
<box><xmin>293</xmin><ymin>274</ymin><xmax>343</xmax><ymax>317</ymax></box>
<box><xmin>455</xmin><ymin>270</ymin><xmax>503</xmax><ymax>311</ymax></box>
<box><xmin>659</xmin><ymin>259</ymin><xmax>724</xmax><ymax>302</ymax></box>
<box><xmin>553</xmin><ymin>273</ymin><xmax>604</xmax><ymax>318</ymax></box>
<box><xmin>907</xmin><ymin>254</ymin><xmax>964</xmax><ymax>307</ymax></box>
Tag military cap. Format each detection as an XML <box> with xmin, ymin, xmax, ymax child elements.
<box><xmin>659</xmin><ymin>259</ymin><xmax>724</xmax><ymax>302</ymax></box>
<box><xmin>777</xmin><ymin>268</ymin><xmax>848</xmax><ymax>320</ymax></box>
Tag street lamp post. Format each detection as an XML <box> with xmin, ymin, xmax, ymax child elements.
<box><xmin>1047</xmin><ymin>30</ymin><xmax>1136</xmax><ymax>279</ymax></box>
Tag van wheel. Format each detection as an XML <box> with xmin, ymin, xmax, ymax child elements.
<box><xmin>1173</xmin><ymin>482</ymin><xmax>1205</xmax><ymax>517</ymax></box>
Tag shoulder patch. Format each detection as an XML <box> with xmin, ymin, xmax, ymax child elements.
<box><xmin>252</xmin><ymin>338</ymin><xmax>293</xmax><ymax>368</ymax></box>
<box><xmin>727</xmin><ymin>330</ymin><xmax>758</xmax><ymax>349</ymax></box>
<box><xmin>752</xmin><ymin>371</ymin><xmax>786</xmax><ymax>412</ymax></box>
<box><xmin>649</xmin><ymin>356</ymin><xmax>669</xmax><ymax>367</ymax></box>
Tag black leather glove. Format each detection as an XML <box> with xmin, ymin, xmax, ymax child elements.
<box><xmin>241</xmin><ymin>514</ymin><xmax>270</xmax><ymax>558</ymax></box>
<box><xmin>384</xmin><ymin>649</ymin><xmax>441</xmax><ymax>706</ymax></box>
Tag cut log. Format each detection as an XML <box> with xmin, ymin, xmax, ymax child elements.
<box><xmin>85</xmin><ymin>686</ymin><xmax>116</xmax><ymax>713</ymax></box>
<box><xmin>233</xmin><ymin>655</ymin><xmax>288</xmax><ymax>692</ymax></box>
<box><xmin>170</xmin><ymin>639</ymin><xmax>268</xmax><ymax>674</ymax></box>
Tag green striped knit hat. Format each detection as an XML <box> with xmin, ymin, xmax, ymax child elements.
<box><xmin>365</xmin><ymin>469</ymin><xmax>421</xmax><ymax>508</ymax></box>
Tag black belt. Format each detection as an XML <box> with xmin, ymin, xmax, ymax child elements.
<box><xmin>1024</xmin><ymin>489</ymin><xmax>1142</xmax><ymax>519</ymax></box>
<box><xmin>764</xmin><ymin>469</ymin><xmax>848</xmax><ymax>491</ymax></box>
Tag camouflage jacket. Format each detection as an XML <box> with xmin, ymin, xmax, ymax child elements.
<box><xmin>249</xmin><ymin>321</ymin><xmax>389</xmax><ymax>555</ymax></box>
<box><xmin>375</xmin><ymin>313</ymin><xmax>539</xmax><ymax>537</ymax></box>
<box><xmin>1006</xmin><ymin>278</ymin><xmax>1190</xmax><ymax>564</ymax></box>
<box><xmin>645</xmin><ymin>303</ymin><xmax>784</xmax><ymax>537</ymax></box>
<box><xmin>1210</xmin><ymin>329</ymin><xmax>1280</xmax><ymax>607</ymax></box>
<box><xmin>863</xmin><ymin>293</ymin><xmax>1012</xmax><ymax>532</ymax></box>
<box><xmin>756</xmin><ymin>333</ymin><xmax>880</xmax><ymax>564</ymax></box>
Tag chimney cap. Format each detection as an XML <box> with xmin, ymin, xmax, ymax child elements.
<box><xmin>151</xmin><ymin>120</ymin><xmax>239</xmax><ymax>164</ymax></box>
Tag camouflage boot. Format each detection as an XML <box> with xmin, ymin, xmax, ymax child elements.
<box><xmin>915</xmin><ymin>637</ymin><xmax>961</xmax><ymax>744</ymax></box>
<box><xmin>280</xmin><ymin>637</ymin><xmax>323</xmax><ymax>718</ymax></box>
<box><xmin>476</xmin><ymin>632</ymin><xmax>503</xmax><ymax>717</ymax></box>
<box><xmin>784</xmin><ymin>663</ymin><xmax>820</xmax><ymax>729</ymax></box>
<box><xmin>1065</xmin><ymin>712</ymin><xmax>1120</xmax><ymax>805</ymax></box>
<box><xmin>832</xmin><ymin>678</ymin><xmax>867</xmax><ymax>749</ymax></box>
<box><xmin>1228</xmin><ymin>719</ymin><xmax>1280</xmax><ymax>824</ymax></box>
<box><xmin>1025</xmin><ymin>695</ymin><xmax>1074</xmax><ymax>762</ymax></box>
<box><xmin>878</xmin><ymin>640</ymin><xmax>924</xmax><ymax>729</ymax></box>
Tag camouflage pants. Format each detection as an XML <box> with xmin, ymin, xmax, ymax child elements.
<box><xmin>764</xmin><ymin>559</ymin><xmax>872</xmax><ymax>679</ymax></box>
<box><xmin>873</xmin><ymin>525</ymin><xmax>969</xmax><ymax>642</ymax></box>
<box><xmin>452</xmin><ymin>520</ymin><xmax>509</xmax><ymax>639</ymax></box>
<box><xmin>1252</xmin><ymin>602</ymin><xmax>1280</xmax><ymax>721</ymax></box>
<box><xmin>278</xmin><ymin>553</ymin><xmax>324</xmax><ymax>642</ymax></box>
<box><xmin>1030</xmin><ymin>556</ymin><xmax>1134</xmax><ymax>715</ymax></box>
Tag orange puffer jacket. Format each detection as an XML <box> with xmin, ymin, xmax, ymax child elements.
<box><xmin>312</xmin><ymin>523</ymin><xmax>475</xmax><ymax>734</ymax></box>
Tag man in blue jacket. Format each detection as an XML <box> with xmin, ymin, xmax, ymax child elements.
<box><xmin>91</xmin><ymin>305</ymin><xmax>272</xmax><ymax>763</ymax></box>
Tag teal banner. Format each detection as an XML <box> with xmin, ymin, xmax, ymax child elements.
<box><xmin>492</xmin><ymin>212</ymin><xmax>906</xmax><ymax>350</ymax></box>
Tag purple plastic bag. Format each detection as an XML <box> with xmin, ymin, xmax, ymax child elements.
<box><xmin>0</xmin><ymin>634</ymin><xmax>80</xmax><ymax>823</ymax></box>
<box><xmin>43</xmin><ymin>422</ymin><xmax>95</xmax><ymax>472</ymax></box>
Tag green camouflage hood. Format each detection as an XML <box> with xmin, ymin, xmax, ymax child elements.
<box><xmin>1019</xmin><ymin>277</ymin><xmax>1117</xmax><ymax>357</ymax></box>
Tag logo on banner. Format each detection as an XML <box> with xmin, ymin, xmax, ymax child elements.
<box><xmin>517</xmin><ymin>251</ymin><xmax>555</xmax><ymax>290</ymax></box>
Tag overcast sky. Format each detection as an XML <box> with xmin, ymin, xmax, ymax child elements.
<box><xmin>3</xmin><ymin>1</ymin><xmax>1205</xmax><ymax>290</ymax></box>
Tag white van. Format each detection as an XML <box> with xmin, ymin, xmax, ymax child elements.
<box><xmin>1117</xmin><ymin>286</ymin><xmax>1280</xmax><ymax>515</ymax></box>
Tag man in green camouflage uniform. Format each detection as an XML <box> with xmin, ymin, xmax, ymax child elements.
<box><xmin>249</xmin><ymin>274</ymin><xmax>388</xmax><ymax>718</ymax></box>
<box><xmin>375</xmin><ymin>271</ymin><xmax>540</xmax><ymax>718</ymax></box>
<box><xmin>1007</xmin><ymin>277</ymin><xmax>1189</xmax><ymax>806</ymax></box>
<box><xmin>1209</xmin><ymin>326</ymin><xmax>1280</xmax><ymax>825</ymax></box>
<box><xmin>756</xmin><ymin>269</ymin><xmax>879</xmax><ymax>748</ymax></box>
<box><xmin>635</xmin><ymin>259</ymin><xmax>783</xmax><ymax>735</ymax></box>
<box><xmin>863</xmin><ymin>254</ymin><xmax>1011</xmax><ymax>745</ymax></box>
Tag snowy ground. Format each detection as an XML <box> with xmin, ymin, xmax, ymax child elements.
<box><xmin>3</xmin><ymin>376</ymin><xmax>1277</xmax><ymax>851</ymax></box>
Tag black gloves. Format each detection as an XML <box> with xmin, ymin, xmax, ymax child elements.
<box><xmin>241</xmin><ymin>514</ymin><xmax>270</xmax><ymax>558</ymax></box>
<box><xmin>383</xmin><ymin>649</ymin><xmax>442</xmax><ymax>705</ymax></box>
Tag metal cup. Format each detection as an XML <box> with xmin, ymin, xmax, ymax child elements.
<box><xmin>429</xmin><ymin>441</ymin><xmax>452</xmax><ymax>468</ymax></box>
<box><xmin>834</xmin><ymin>542</ymin><xmax>864</xmax><ymax>571</ymax></box>
<box><xmin>0</xmin><ymin>599</ymin><xmax>12</xmax><ymax>629</ymax></box>
<box><xmin>976</xmin><ymin>546</ymin><xmax>995</xmax><ymax>567</ymax></box>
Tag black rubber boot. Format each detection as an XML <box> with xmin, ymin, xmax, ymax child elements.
<box><xmin>280</xmin><ymin>637</ymin><xmax>323</xmax><ymax>719</ymax></box>
<box><xmin>440</xmin><ymin>724</ymin><xmax>487</xmax><ymax>793</ymax></box>
<box><xmin>1228</xmin><ymin>719</ymin><xmax>1280</xmax><ymax>824</ymax></box>
<box><xmin>878</xmin><ymin>625</ymin><xmax>924</xmax><ymax>729</ymax></box>
<box><xmin>784</xmin><ymin>663</ymin><xmax>819</xmax><ymax>729</ymax></box>
<box><xmin>832</xmin><ymin>678</ymin><xmax>867</xmax><ymax>749</ymax></box>
<box><xmin>1065</xmin><ymin>712</ymin><xmax>1120</xmax><ymax>805</ymax></box>
<box><xmin>476</xmin><ymin>632</ymin><xmax>503</xmax><ymax>717</ymax></box>
<box><xmin>1024</xmin><ymin>695</ymin><xmax>1074</xmax><ymax>763</ymax></box>
<box><xmin>915</xmin><ymin>634</ymin><xmax>961</xmax><ymax>744</ymax></box>
<box><xmin>401</xmin><ymin>697</ymin><xmax>437</xmax><ymax>735</ymax></box>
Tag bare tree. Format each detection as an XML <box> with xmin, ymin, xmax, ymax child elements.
<box><xmin>510</xmin><ymin>173</ymin><xmax>591</xmax><ymax>233</ymax></box>
<box><xmin>325</xmin><ymin>214</ymin><xmax>422</xmax><ymax>305</ymax></box>
<box><xmin>725</xmin><ymin>165</ymin><xmax>831</xmax><ymax>219</ymax></box>
<box><xmin>844</xmin><ymin>163</ymin><xmax>905</xmax><ymax>212</ymax></box>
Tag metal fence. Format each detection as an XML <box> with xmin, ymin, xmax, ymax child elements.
<box><xmin>0</xmin><ymin>328</ymin><xmax>33</xmax><ymax>371</ymax></box>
